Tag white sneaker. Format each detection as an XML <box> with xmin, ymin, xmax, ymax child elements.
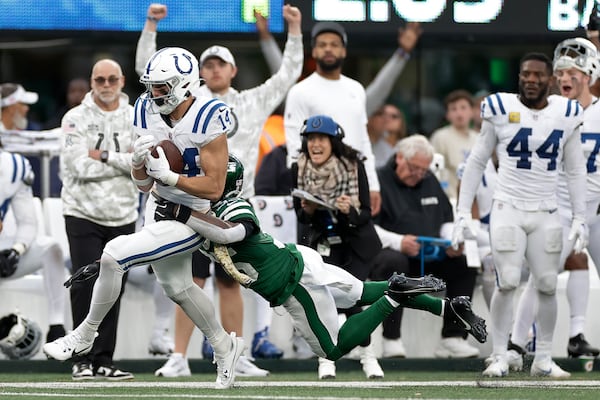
<box><xmin>434</xmin><ymin>337</ymin><xmax>480</xmax><ymax>358</ymax></box>
<box><xmin>484</xmin><ymin>350</ymin><xmax>523</xmax><ymax>372</ymax></box>
<box><xmin>148</xmin><ymin>331</ymin><xmax>174</xmax><ymax>356</ymax></box>
<box><xmin>155</xmin><ymin>353</ymin><xmax>191</xmax><ymax>377</ymax></box>
<box><xmin>482</xmin><ymin>355</ymin><xmax>508</xmax><ymax>377</ymax></box>
<box><xmin>360</xmin><ymin>345</ymin><xmax>384</xmax><ymax>379</ymax></box>
<box><xmin>214</xmin><ymin>332</ymin><xmax>245</xmax><ymax>390</ymax></box>
<box><xmin>43</xmin><ymin>330</ymin><xmax>96</xmax><ymax>361</ymax></box>
<box><xmin>382</xmin><ymin>338</ymin><xmax>407</xmax><ymax>358</ymax></box>
<box><xmin>530</xmin><ymin>359</ymin><xmax>571</xmax><ymax>378</ymax></box>
<box><xmin>318</xmin><ymin>357</ymin><xmax>336</xmax><ymax>379</ymax></box>
<box><xmin>235</xmin><ymin>355</ymin><xmax>269</xmax><ymax>377</ymax></box>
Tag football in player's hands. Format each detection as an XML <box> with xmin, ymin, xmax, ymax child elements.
<box><xmin>150</xmin><ymin>140</ymin><xmax>184</xmax><ymax>173</ymax></box>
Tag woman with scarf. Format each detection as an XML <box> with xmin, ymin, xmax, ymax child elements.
<box><xmin>291</xmin><ymin>115</ymin><xmax>383</xmax><ymax>380</ymax></box>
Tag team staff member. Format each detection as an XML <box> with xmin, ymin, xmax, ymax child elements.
<box><xmin>60</xmin><ymin>59</ymin><xmax>138</xmax><ymax>381</ymax></box>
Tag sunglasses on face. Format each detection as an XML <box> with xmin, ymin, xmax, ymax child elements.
<box><xmin>93</xmin><ymin>76</ymin><xmax>121</xmax><ymax>85</ymax></box>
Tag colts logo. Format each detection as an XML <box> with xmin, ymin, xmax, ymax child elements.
<box><xmin>273</xmin><ymin>213</ymin><xmax>283</xmax><ymax>227</ymax></box>
<box><xmin>173</xmin><ymin>53</ymin><xmax>193</xmax><ymax>74</ymax></box>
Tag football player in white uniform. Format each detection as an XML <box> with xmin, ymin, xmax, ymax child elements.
<box><xmin>509</xmin><ymin>38</ymin><xmax>600</xmax><ymax>364</ymax></box>
<box><xmin>44</xmin><ymin>47</ymin><xmax>244</xmax><ymax>390</ymax></box>
<box><xmin>453</xmin><ymin>53</ymin><xmax>588</xmax><ymax>378</ymax></box>
<box><xmin>0</xmin><ymin>150</ymin><xmax>67</xmax><ymax>343</ymax></box>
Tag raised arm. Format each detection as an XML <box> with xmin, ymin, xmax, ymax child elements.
<box><xmin>365</xmin><ymin>22</ymin><xmax>423</xmax><ymax>117</ymax></box>
<box><xmin>255</xmin><ymin>9</ymin><xmax>283</xmax><ymax>74</ymax></box>
<box><xmin>135</xmin><ymin>3</ymin><xmax>167</xmax><ymax>76</ymax></box>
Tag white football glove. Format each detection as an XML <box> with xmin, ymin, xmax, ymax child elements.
<box><xmin>132</xmin><ymin>135</ymin><xmax>156</xmax><ymax>169</ymax></box>
<box><xmin>568</xmin><ymin>217</ymin><xmax>589</xmax><ymax>254</ymax></box>
<box><xmin>146</xmin><ymin>146</ymin><xmax>179</xmax><ymax>186</ymax></box>
<box><xmin>451</xmin><ymin>210</ymin><xmax>477</xmax><ymax>250</ymax></box>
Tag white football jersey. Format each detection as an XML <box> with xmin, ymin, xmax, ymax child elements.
<box><xmin>133</xmin><ymin>94</ymin><xmax>234</xmax><ymax>211</ymax></box>
<box><xmin>482</xmin><ymin>93</ymin><xmax>583</xmax><ymax>210</ymax></box>
<box><xmin>0</xmin><ymin>150</ymin><xmax>37</xmax><ymax>247</ymax></box>
<box><xmin>557</xmin><ymin>96</ymin><xmax>600</xmax><ymax>204</ymax></box>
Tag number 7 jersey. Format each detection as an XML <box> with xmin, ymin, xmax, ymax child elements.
<box><xmin>478</xmin><ymin>93</ymin><xmax>585</xmax><ymax>210</ymax></box>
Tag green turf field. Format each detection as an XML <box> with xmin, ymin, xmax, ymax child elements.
<box><xmin>2</xmin><ymin>371</ymin><xmax>600</xmax><ymax>399</ymax></box>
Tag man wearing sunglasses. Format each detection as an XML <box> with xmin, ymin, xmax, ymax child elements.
<box><xmin>59</xmin><ymin>59</ymin><xmax>138</xmax><ymax>381</ymax></box>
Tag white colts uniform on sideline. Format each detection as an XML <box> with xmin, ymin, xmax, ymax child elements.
<box><xmin>556</xmin><ymin>97</ymin><xmax>600</xmax><ymax>267</ymax></box>
<box><xmin>103</xmin><ymin>95</ymin><xmax>234</xmax><ymax>277</ymax></box>
<box><xmin>0</xmin><ymin>151</ymin><xmax>64</xmax><ymax>280</ymax></box>
<box><xmin>459</xmin><ymin>93</ymin><xmax>586</xmax><ymax>294</ymax></box>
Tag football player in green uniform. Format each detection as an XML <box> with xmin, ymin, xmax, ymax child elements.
<box><xmin>155</xmin><ymin>155</ymin><xmax>487</xmax><ymax>361</ymax></box>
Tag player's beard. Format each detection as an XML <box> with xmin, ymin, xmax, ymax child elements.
<box><xmin>316</xmin><ymin>57</ymin><xmax>344</xmax><ymax>72</ymax></box>
<box><xmin>518</xmin><ymin>81</ymin><xmax>549</xmax><ymax>108</ymax></box>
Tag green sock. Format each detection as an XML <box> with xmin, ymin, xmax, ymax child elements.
<box><xmin>330</xmin><ymin>298</ymin><xmax>395</xmax><ymax>360</ymax></box>
<box><xmin>357</xmin><ymin>281</ymin><xmax>388</xmax><ymax>306</ymax></box>
<box><xmin>401</xmin><ymin>295</ymin><xmax>444</xmax><ymax>316</ymax></box>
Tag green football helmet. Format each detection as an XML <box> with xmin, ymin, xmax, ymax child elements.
<box><xmin>221</xmin><ymin>154</ymin><xmax>244</xmax><ymax>201</ymax></box>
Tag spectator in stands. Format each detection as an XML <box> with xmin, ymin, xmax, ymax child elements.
<box><xmin>0</xmin><ymin>146</ymin><xmax>67</xmax><ymax>345</ymax></box>
<box><xmin>0</xmin><ymin>83</ymin><xmax>60</xmax><ymax>197</ymax></box>
<box><xmin>136</xmin><ymin>3</ymin><xmax>303</xmax><ymax>376</ymax></box>
<box><xmin>0</xmin><ymin>84</ymin><xmax>38</xmax><ymax>132</ymax></box>
<box><xmin>374</xmin><ymin>134</ymin><xmax>479</xmax><ymax>358</ymax></box>
<box><xmin>44</xmin><ymin>78</ymin><xmax>90</xmax><ymax>130</ymax></box>
<box><xmin>60</xmin><ymin>58</ymin><xmax>138</xmax><ymax>381</ymax></box>
<box><xmin>291</xmin><ymin>115</ymin><xmax>384</xmax><ymax>379</ymax></box>
<box><xmin>430</xmin><ymin>90</ymin><xmax>479</xmax><ymax>200</ymax></box>
<box><xmin>368</xmin><ymin>104</ymin><xmax>407</xmax><ymax>168</ymax></box>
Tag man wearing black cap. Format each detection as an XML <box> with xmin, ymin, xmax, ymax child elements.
<box><xmin>284</xmin><ymin>21</ymin><xmax>387</xmax><ymax>379</ymax></box>
<box><xmin>284</xmin><ymin>21</ymin><xmax>382</xmax><ymax>217</ymax></box>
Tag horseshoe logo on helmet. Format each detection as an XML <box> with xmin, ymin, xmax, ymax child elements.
<box><xmin>173</xmin><ymin>53</ymin><xmax>193</xmax><ymax>74</ymax></box>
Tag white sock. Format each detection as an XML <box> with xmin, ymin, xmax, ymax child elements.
<box><xmin>83</xmin><ymin>253</ymin><xmax>126</xmax><ymax>335</ymax></box>
<box><xmin>567</xmin><ymin>269</ymin><xmax>589</xmax><ymax>337</ymax></box>
<box><xmin>490</xmin><ymin>288</ymin><xmax>515</xmax><ymax>356</ymax></box>
<box><xmin>511</xmin><ymin>277</ymin><xmax>537</xmax><ymax>348</ymax></box>
<box><xmin>535</xmin><ymin>290</ymin><xmax>557</xmax><ymax>361</ymax></box>
<box><xmin>42</xmin><ymin>243</ymin><xmax>67</xmax><ymax>326</ymax></box>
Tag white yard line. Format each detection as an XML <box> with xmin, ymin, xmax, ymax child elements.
<box><xmin>2</xmin><ymin>380</ymin><xmax>600</xmax><ymax>389</ymax></box>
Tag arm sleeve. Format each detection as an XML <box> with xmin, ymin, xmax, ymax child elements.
<box><xmin>260</xmin><ymin>36</ymin><xmax>283</xmax><ymax>75</ymax></box>
<box><xmin>456</xmin><ymin>119</ymin><xmax>497</xmax><ymax>214</ymax></box>
<box><xmin>374</xmin><ymin>224</ymin><xmax>403</xmax><ymax>252</ymax></box>
<box><xmin>135</xmin><ymin>30</ymin><xmax>158</xmax><ymax>77</ymax></box>
<box><xmin>284</xmin><ymin>85</ymin><xmax>308</xmax><ymax>168</ymax></box>
<box><xmin>11</xmin><ymin>188</ymin><xmax>37</xmax><ymax>249</ymax></box>
<box><xmin>563</xmin><ymin>126</ymin><xmax>587</xmax><ymax>221</ymax></box>
<box><xmin>186</xmin><ymin>213</ymin><xmax>249</xmax><ymax>244</ymax></box>
<box><xmin>365</xmin><ymin>52</ymin><xmax>408</xmax><ymax>117</ymax></box>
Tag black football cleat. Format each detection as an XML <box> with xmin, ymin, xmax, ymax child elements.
<box><xmin>64</xmin><ymin>261</ymin><xmax>100</xmax><ymax>288</ymax></box>
<box><xmin>445</xmin><ymin>296</ymin><xmax>487</xmax><ymax>343</ymax></box>
<box><xmin>568</xmin><ymin>333</ymin><xmax>600</xmax><ymax>357</ymax></box>
<box><xmin>385</xmin><ymin>272</ymin><xmax>446</xmax><ymax>302</ymax></box>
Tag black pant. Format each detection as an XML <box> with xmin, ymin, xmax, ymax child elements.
<box><xmin>65</xmin><ymin>215</ymin><xmax>136</xmax><ymax>368</ymax></box>
<box><xmin>370</xmin><ymin>248</ymin><xmax>478</xmax><ymax>339</ymax></box>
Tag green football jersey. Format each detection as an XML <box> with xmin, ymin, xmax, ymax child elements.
<box><xmin>206</xmin><ymin>198</ymin><xmax>304</xmax><ymax>306</ymax></box>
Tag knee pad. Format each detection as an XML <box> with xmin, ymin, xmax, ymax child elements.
<box><xmin>497</xmin><ymin>266</ymin><xmax>521</xmax><ymax>290</ymax></box>
<box><xmin>535</xmin><ymin>273</ymin><xmax>557</xmax><ymax>295</ymax></box>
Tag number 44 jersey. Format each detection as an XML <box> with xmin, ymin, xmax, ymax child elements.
<box><xmin>478</xmin><ymin>93</ymin><xmax>585</xmax><ymax>211</ymax></box>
